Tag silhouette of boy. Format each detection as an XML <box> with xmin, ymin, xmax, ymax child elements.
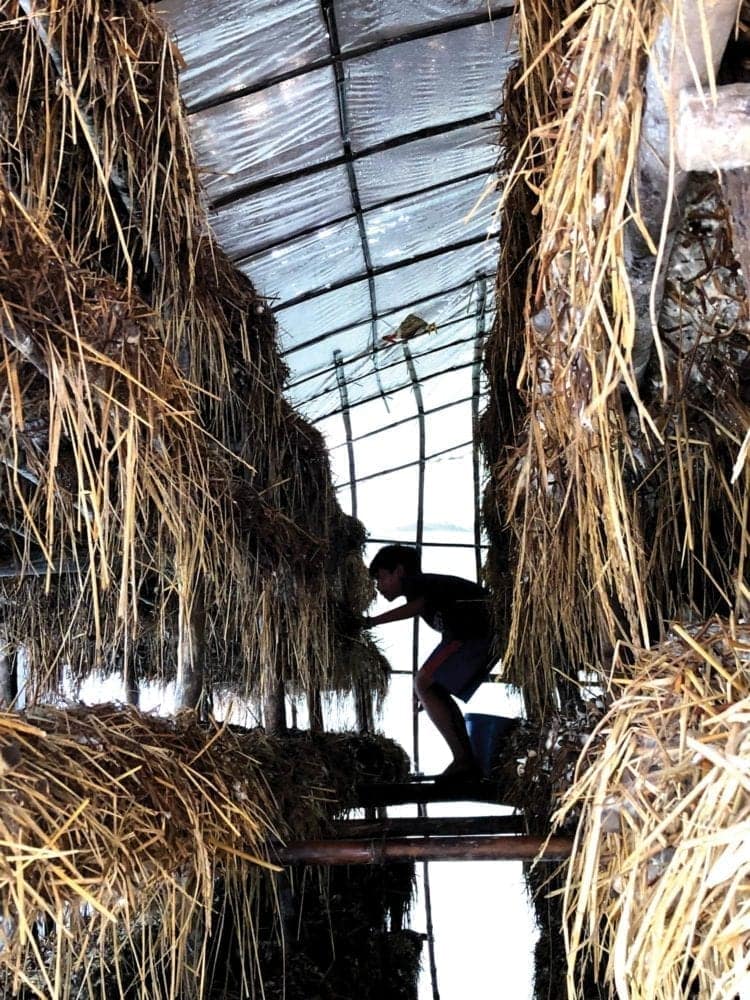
<box><xmin>363</xmin><ymin>544</ymin><xmax>495</xmax><ymax>781</ymax></box>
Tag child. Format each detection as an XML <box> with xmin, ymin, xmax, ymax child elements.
<box><xmin>363</xmin><ymin>544</ymin><xmax>495</xmax><ymax>782</ymax></box>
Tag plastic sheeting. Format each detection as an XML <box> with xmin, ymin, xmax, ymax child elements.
<box><xmin>365</xmin><ymin>175</ymin><xmax>497</xmax><ymax>267</ymax></box>
<box><xmin>240</xmin><ymin>217</ymin><xmax>365</xmax><ymax>306</ymax></box>
<box><xmin>190</xmin><ymin>67</ymin><xmax>341</xmax><ymax>202</ymax></box>
<box><xmin>156</xmin><ymin>0</ymin><xmax>328</xmax><ymax>108</ymax></box>
<box><xmin>354</xmin><ymin>121</ymin><xmax>498</xmax><ymax>208</ymax></box>
<box><xmin>282</xmin><ymin>274</ymin><xmax>493</xmax><ymax>402</ymax></box>
<box><xmin>343</xmin><ymin>21</ymin><xmax>513</xmax><ymax>151</ymax></box>
<box><xmin>335</xmin><ymin>0</ymin><xmax>513</xmax><ymax>51</ymax></box>
<box><xmin>158</xmin><ymin>0</ymin><xmax>510</xmax><ymax>562</ymax></box>
<box><xmin>211</xmin><ymin>165</ymin><xmax>353</xmax><ymax>259</ymax></box>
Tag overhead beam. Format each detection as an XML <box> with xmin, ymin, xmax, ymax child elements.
<box><xmin>676</xmin><ymin>83</ymin><xmax>750</xmax><ymax>171</ymax></box>
<box><xmin>331</xmin><ymin>815</ymin><xmax>525</xmax><ymax>838</ymax></box>
<box><xmin>720</xmin><ymin>167</ymin><xmax>750</xmax><ymax>291</ymax></box>
<box><xmin>276</xmin><ymin>834</ymin><xmax>572</xmax><ymax>865</ymax></box>
<box><xmin>675</xmin><ymin>82</ymin><xmax>750</xmax><ymax>285</ymax></box>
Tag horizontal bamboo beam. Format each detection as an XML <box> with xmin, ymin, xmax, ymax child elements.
<box><xmin>332</xmin><ymin>815</ymin><xmax>525</xmax><ymax>838</ymax></box>
<box><xmin>0</xmin><ymin>558</ymin><xmax>79</xmax><ymax>579</ymax></box>
<box><xmin>276</xmin><ymin>835</ymin><xmax>572</xmax><ymax>865</ymax></box>
<box><xmin>677</xmin><ymin>84</ymin><xmax>750</xmax><ymax>171</ymax></box>
<box><xmin>356</xmin><ymin>781</ymin><xmax>509</xmax><ymax>807</ymax></box>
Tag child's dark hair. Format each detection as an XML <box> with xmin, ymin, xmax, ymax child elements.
<box><xmin>368</xmin><ymin>544</ymin><xmax>421</xmax><ymax>578</ymax></box>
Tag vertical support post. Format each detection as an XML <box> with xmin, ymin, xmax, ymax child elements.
<box><xmin>175</xmin><ymin>583</ymin><xmax>205</xmax><ymax>713</ymax></box>
<box><xmin>402</xmin><ymin>341</ymin><xmax>425</xmax><ymax>770</ymax></box>
<box><xmin>264</xmin><ymin>676</ymin><xmax>287</xmax><ymax>734</ymax></box>
<box><xmin>0</xmin><ymin>635</ymin><xmax>17</xmax><ymax>708</ymax></box>
<box><xmin>307</xmin><ymin>686</ymin><xmax>324</xmax><ymax>732</ymax></box>
<box><xmin>335</xmin><ymin>348</ymin><xmax>372</xmax><ymax>735</ymax></box>
<box><xmin>471</xmin><ymin>275</ymin><xmax>488</xmax><ymax>583</ymax></box>
<box><xmin>334</xmin><ymin>349</ymin><xmax>358</xmax><ymax>520</ymax></box>
<box><xmin>123</xmin><ymin>656</ymin><xmax>140</xmax><ymax>708</ymax></box>
<box><xmin>403</xmin><ymin>340</ymin><xmax>440</xmax><ymax>1000</ymax></box>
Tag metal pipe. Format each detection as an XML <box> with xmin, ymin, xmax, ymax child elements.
<box><xmin>334</xmin><ymin>350</ymin><xmax>358</xmax><ymax>520</ymax></box>
<box><xmin>471</xmin><ymin>275</ymin><xmax>487</xmax><ymax>582</ymax></box>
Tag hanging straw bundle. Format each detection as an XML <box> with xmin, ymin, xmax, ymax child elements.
<box><xmin>0</xmin><ymin>0</ymin><xmax>381</xmax><ymax>713</ymax></box>
<box><xmin>0</xmin><ymin>703</ymin><xmax>278</xmax><ymax>999</ymax></box>
<box><xmin>556</xmin><ymin>618</ymin><xmax>750</xmax><ymax>1000</ymax></box>
<box><xmin>483</xmin><ymin>0</ymin><xmax>749</xmax><ymax>718</ymax></box>
<box><xmin>482</xmin><ymin>0</ymin><xmax>663</xmax><ymax>705</ymax></box>
<box><xmin>0</xmin><ymin>703</ymin><xmax>410</xmax><ymax>999</ymax></box>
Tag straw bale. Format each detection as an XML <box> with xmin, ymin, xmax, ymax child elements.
<box><xmin>483</xmin><ymin>0</ymin><xmax>749</xmax><ymax>722</ymax></box>
<box><xmin>0</xmin><ymin>703</ymin><xmax>276</xmax><ymax>998</ymax></box>
<box><xmin>0</xmin><ymin>702</ymin><xmax>408</xmax><ymax>998</ymax></box>
<box><xmin>0</xmin><ymin>0</ymin><xmax>385</xmax><ymax>713</ymax></box>
<box><xmin>556</xmin><ymin>618</ymin><xmax>750</xmax><ymax>1000</ymax></box>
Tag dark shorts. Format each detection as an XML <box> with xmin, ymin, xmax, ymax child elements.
<box><xmin>421</xmin><ymin>637</ymin><xmax>494</xmax><ymax>702</ymax></box>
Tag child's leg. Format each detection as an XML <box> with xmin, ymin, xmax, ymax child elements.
<box><xmin>415</xmin><ymin>668</ymin><xmax>475</xmax><ymax>771</ymax></box>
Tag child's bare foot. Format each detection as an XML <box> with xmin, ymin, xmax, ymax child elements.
<box><xmin>436</xmin><ymin>758</ymin><xmax>481</xmax><ymax>783</ymax></box>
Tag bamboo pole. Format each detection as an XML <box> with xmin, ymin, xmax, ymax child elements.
<box><xmin>175</xmin><ymin>586</ymin><xmax>205</xmax><ymax>712</ymax></box>
<box><xmin>264</xmin><ymin>676</ymin><xmax>287</xmax><ymax>734</ymax></box>
<box><xmin>676</xmin><ymin>84</ymin><xmax>750</xmax><ymax>171</ymax></box>
<box><xmin>332</xmin><ymin>815</ymin><xmax>525</xmax><ymax>838</ymax></box>
<box><xmin>276</xmin><ymin>835</ymin><xmax>572</xmax><ymax>865</ymax></box>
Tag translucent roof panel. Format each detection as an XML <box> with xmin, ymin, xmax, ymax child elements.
<box><xmin>422</xmin><ymin>446</ymin><xmax>477</xmax><ymax>538</ymax></box>
<box><xmin>354</xmin><ymin>122</ymin><xmax>498</xmax><ymax>208</ymax></box>
<box><xmin>338</xmin><ymin>316</ymin><xmax>480</xmax><ymax>402</ymax></box>
<box><xmin>365</xmin><ymin>175</ymin><xmax>497</xmax><ymax>268</ymax></box>
<box><xmin>240</xmin><ymin>219</ymin><xmax>365</xmax><ymax>305</ymax></box>
<box><xmin>283</xmin><ymin>277</ymin><xmax>492</xmax><ymax>371</ymax></box>
<box><xmin>335</xmin><ymin>0</ymin><xmax>513</xmax><ymax>51</ymax></box>
<box><xmin>348</xmin><ymin>419</ymin><xmax>421</xmax><ymax>483</ymax></box>
<box><xmin>156</xmin><ymin>0</ymin><xmax>328</xmax><ymax>109</ymax></box>
<box><xmin>344</xmin><ymin>21</ymin><xmax>515</xmax><ymax>151</ymax></box>
<box><xmin>411</xmin><ymin>364</ymin><xmax>473</xmax><ymax>414</ymax></box>
<box><xmin>375</xmin><ymin>244</ymin><xmax>496</xmax><ymax>313</ymax></box>
<box><xmin>190</xmin><ymin>67</ymin><xmax>341</xmax><ymax>202</ymax></box>
<box><xmin>284</xmin><ymin>331</ymin><xmax>376</xmax><ymax>409</ymax></box>
<box><xmin>275</xmin><ymin>280</ymin><xmax>372</xmax><ymax>352</ymax></box>
<box><xmin>285</xmin><ymin>282</ymin><xmax>494</xmax><ymax>419</ymax></box>
<box><xmin>354</xmin><ymin>464</ymin><xmax>421</xmax><ymax>538</ymax></box>
<box><xmin>211</xmin><ymin>165</ymin><xmax>353</xmax><ymax>259</ymax></box>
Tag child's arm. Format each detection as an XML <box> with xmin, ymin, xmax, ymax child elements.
<box><xmin>363</xmin><ymin>597</ymin><xmax>425</xmax><ymax>628</ymax></box>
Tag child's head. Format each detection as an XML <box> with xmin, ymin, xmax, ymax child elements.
<box><xmin>368</xmin><ymin>545</ymin><xmax>421</xmax><ymax>601</ymax></box>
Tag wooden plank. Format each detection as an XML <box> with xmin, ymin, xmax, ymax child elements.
<box><xmin>356</xmin><ymin>780</ymin><xmax>509</xmax><ymax>807</ymax></box>
<box><xmin>276</xmin><ymin>835</ymin><xmax>572</xmax><ymax>865</ymax></box>
<box><xmin>332</xmin><ymin>815</ymin><xmax>525</xmax><ymax>838</ymax></box>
